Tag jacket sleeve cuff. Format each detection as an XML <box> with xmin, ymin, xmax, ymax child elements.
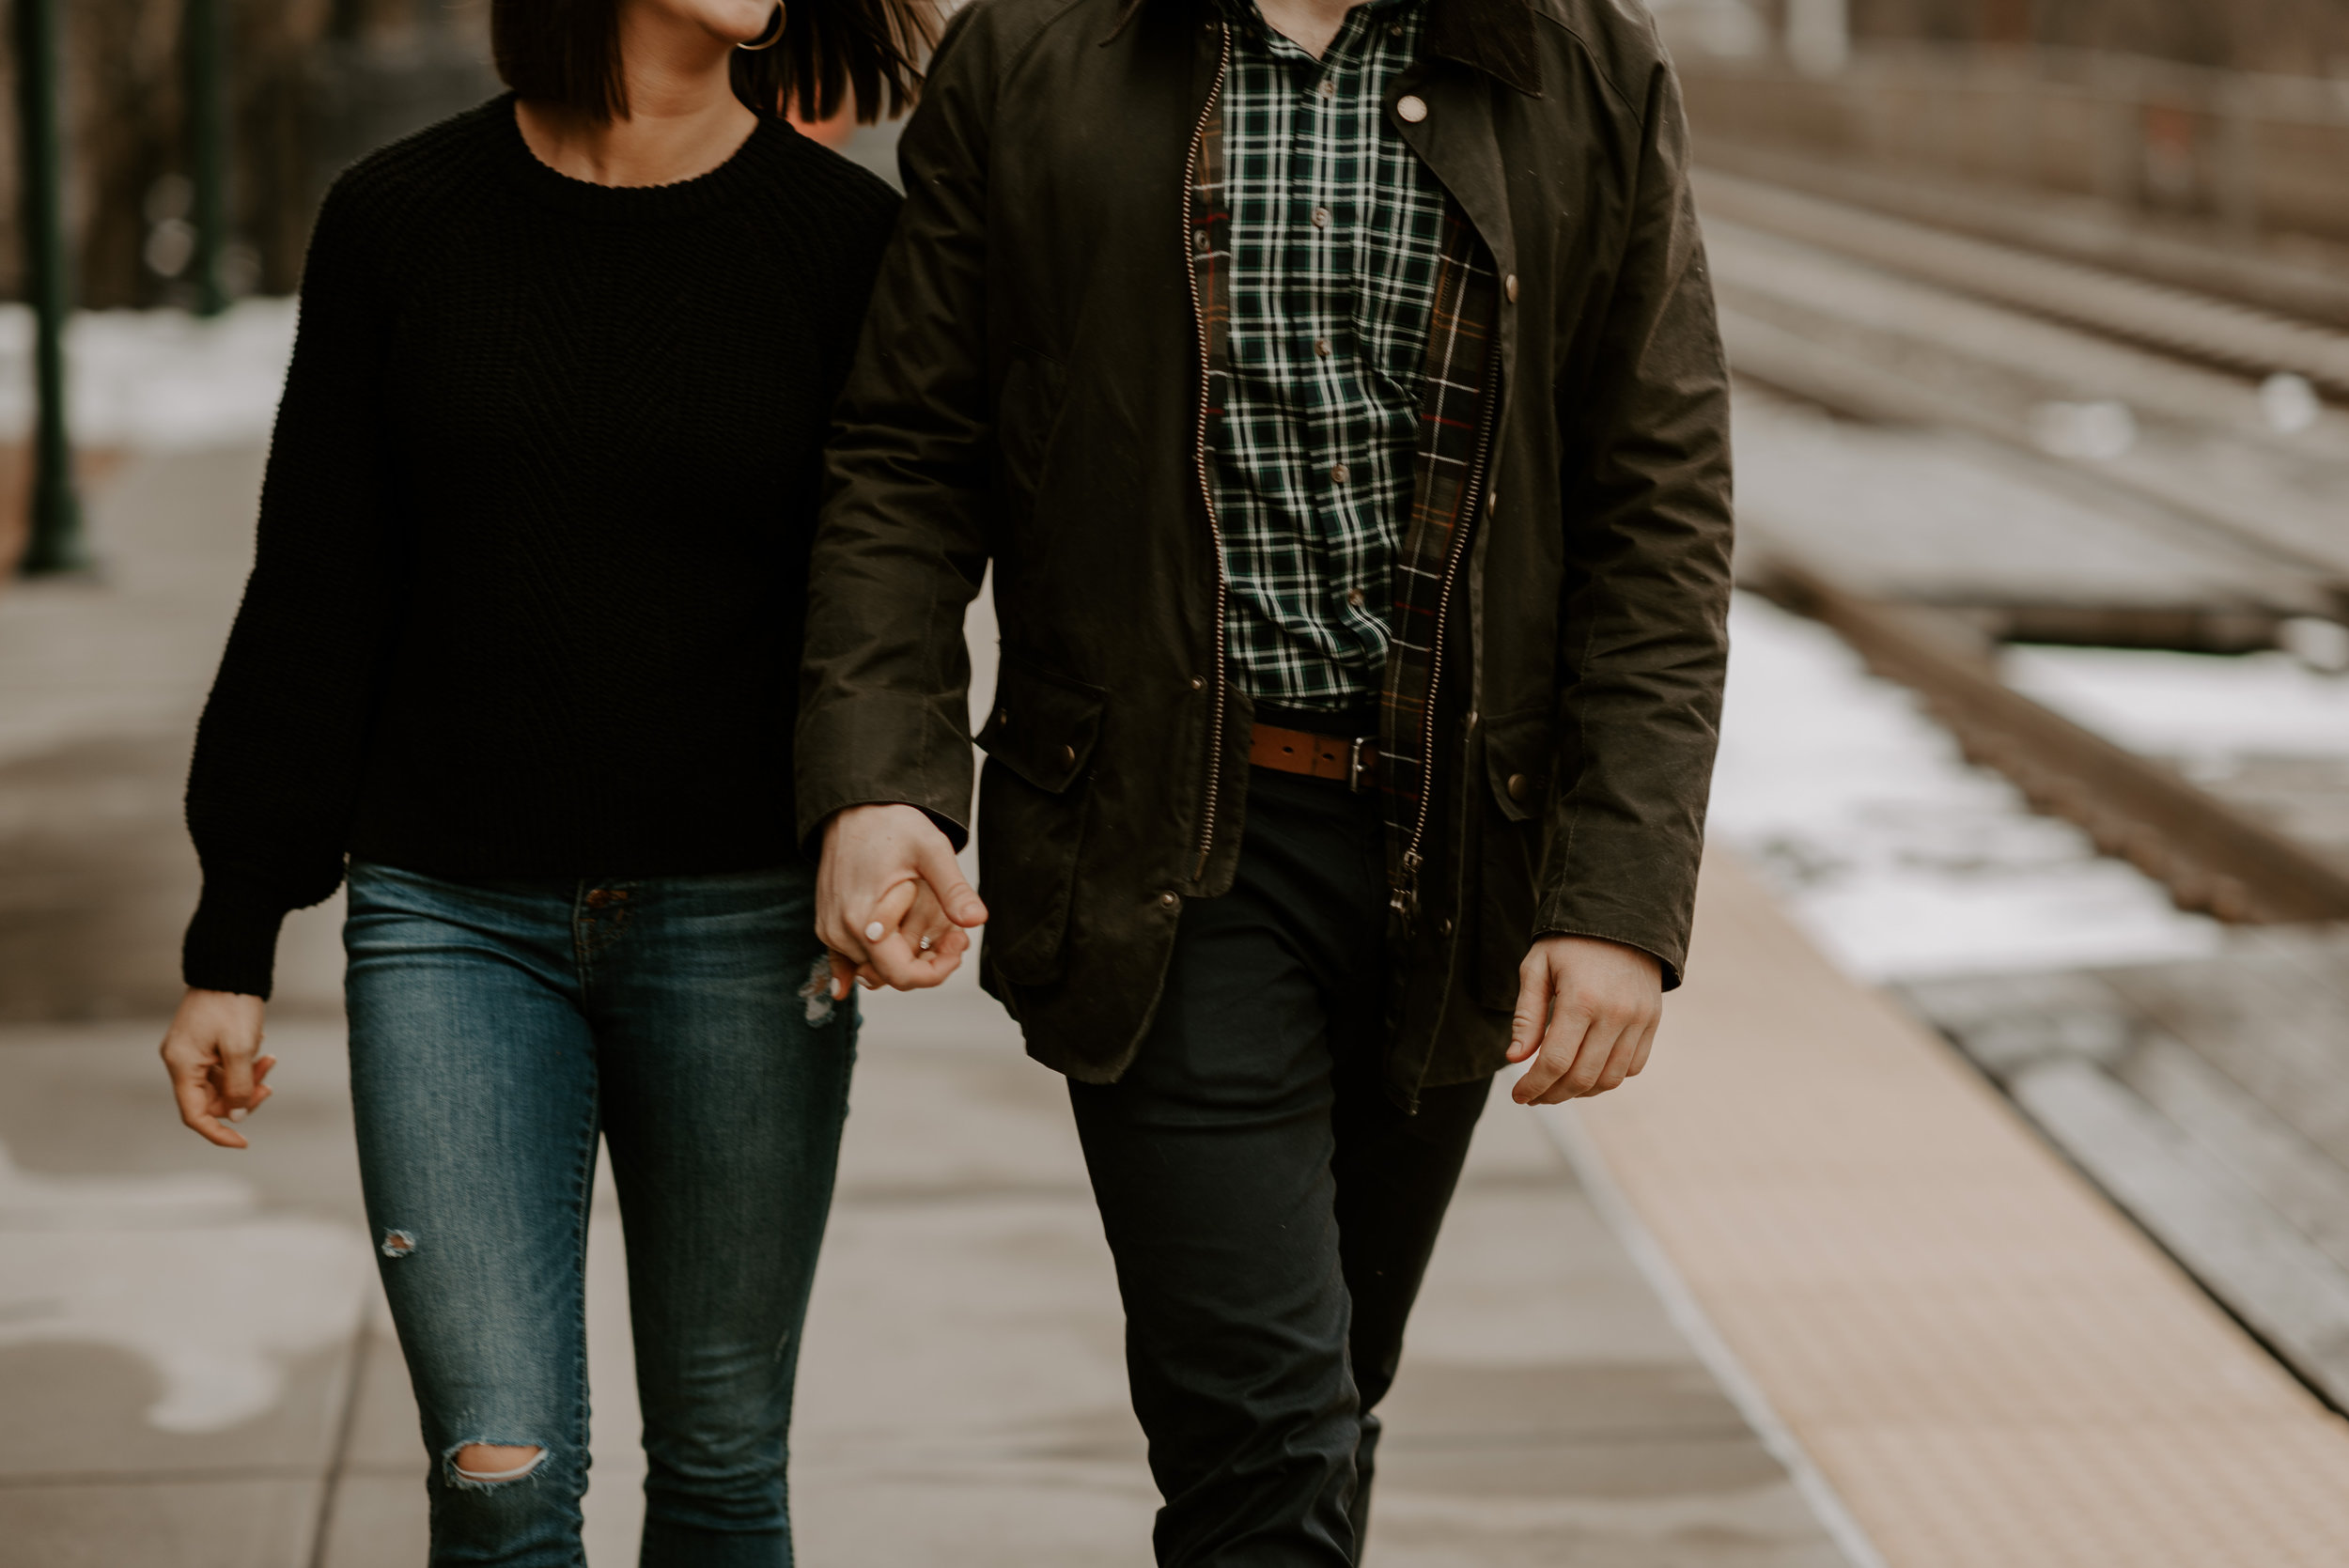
<box><xmin>793</xmin><ymin>692</ymin><xmax>976</xmax><ymax>853</ymax></box>
<box><xmin>1532</xmin><ymin>891</ymin><xmax>1689</xmax><ymax>992</ymax></box>
<box><xmin>181</xmin><ymin>877</ymin><xmax>292</xmax><ymax>1000</ymax></box>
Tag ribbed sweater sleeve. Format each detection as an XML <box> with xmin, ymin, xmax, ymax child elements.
<box><xmin>182</xmin><ymin>177</ymin><xmax>401</xmax><ymax>998</ymax></box>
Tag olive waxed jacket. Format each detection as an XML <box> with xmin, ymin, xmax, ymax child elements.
<box><xmin>797</xmin><ymin>0</ymin><xmax>1734</xmax><ymax>1104</ymax></box>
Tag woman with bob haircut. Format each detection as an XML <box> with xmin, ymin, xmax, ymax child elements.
<box><xmin>156</xmin><ymin>0</ymin><xmax>938</xmax><ymax>1560</ymax></box>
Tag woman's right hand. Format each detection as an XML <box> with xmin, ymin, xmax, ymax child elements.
<box><xmin>160</xmin><ymin>987</ymin><xmax>275</xmax><ymax>1149</ymax></box>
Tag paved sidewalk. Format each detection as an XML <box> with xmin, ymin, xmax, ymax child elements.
<box><xmin>0</xmin><ymin>445</ymin><xmax>1848</xmax><ymax>1565</ymax></box>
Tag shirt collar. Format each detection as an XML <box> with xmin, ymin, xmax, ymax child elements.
<box><xmin>1112</xmin><ymin>0</ymin><xmax>1542</xmax><ymax>97</ymax></box>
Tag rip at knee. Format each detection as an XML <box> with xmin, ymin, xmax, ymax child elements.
<box><xmin>447</xmin><ymin>1441</ymin><xmax>547</xmax><ymax>1487</ymax></box>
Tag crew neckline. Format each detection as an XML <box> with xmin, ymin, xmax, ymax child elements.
<box><xmin>490</xmin><ymin>94</ymin><xmax>794</xmax><ymax>223</ymax></box>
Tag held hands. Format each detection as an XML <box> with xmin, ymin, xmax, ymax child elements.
<box><xmin>817</xmin><ymin>803</ymin><xmax>989</xmax><ymax>999</ymax></box>
<box><xmin>1506</xmin><ymin>935</ymin><xmax>1662</xmax><ymax>1106</ymax></box>
<box><xmin>160</xmin><ymin>988</ymin><xmax>275</xmax><ymax>1148</ymax></box>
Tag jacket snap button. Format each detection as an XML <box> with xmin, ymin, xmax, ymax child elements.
<box><xmin>1504</xmin><ymin>272</ymin><xmax>1519</xmax><ymax>303</ymax></box>
<box><xmin>1439</xmin><ymin>917</ymin><xmax>1455</xmax><ymax>937</ymax></box>
<box><xmin>996</xmin><ymin>707</ymin><xmax>1010</xmax><ymax>727</ymax></box>
<box><xmin>1507</xmin><ymin>772</ymin><xmax>1531</xmax><ymax>802</ymax></box>
<box><xmin>1190</xmin><ymin>676</ymin><xmax>1205</xmax><ymax>691</ymax></box>
<box><xmin>1159</xmin><ymin>892</ymin><xmax>1179</xmax><ymax>909</ymax></box>
<box><xmin>1396</xmin><ymin>95</ymin><xmax>1427</xmax><ymax>123</ymax></box>
<box><xmin>1062</xmin><ymin>744</ymin><xmax>1077</xmax><ymax>765</ymax></box>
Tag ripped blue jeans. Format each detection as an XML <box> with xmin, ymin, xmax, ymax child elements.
<box><xmin>345</xmin><ymin>860</ymin><xmax>853</xmax><ymax>1568</ymax></box>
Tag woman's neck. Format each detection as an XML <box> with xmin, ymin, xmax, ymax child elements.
<box><xmin>515</xmin><ymin>8</ymin><xmax>759</xmax><ymax>189</ymax></box>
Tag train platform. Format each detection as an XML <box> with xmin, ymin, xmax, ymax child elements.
<box><xmin>8</xmin><ymin>442</ymin><xmax>2349</xmax><ymax>1567</ymax></box>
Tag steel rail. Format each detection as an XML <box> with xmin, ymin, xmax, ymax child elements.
<box><xmin>1698</xmin><ymin>168</ymin><xmax>2349</xmax><ymax>397</ymax></box>
<box><xmin>1718</xmin><ymin>306</ymin><xmax>2349</xmax><ymax>600</ymax></box>
<box><xmin>1755</xmin><ymin>558</ymin><xmax>2349</xmax><ymax>925</ymax></box>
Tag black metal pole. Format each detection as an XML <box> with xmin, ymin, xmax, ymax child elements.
<box><xmin>185</xmin><ymin>0</ymin><xmax>228</xmax><ymax>318</ymax></box>
<box><xmin>13</xmin><ymin>0</ymin><xmax>86</xmax><ymax>576</ymax></box>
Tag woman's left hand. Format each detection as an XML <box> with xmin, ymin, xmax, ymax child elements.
<box><xmin>159</xmin><ymin>987</ymin><xmax>277</xmax><ymax>1148</ymax></box>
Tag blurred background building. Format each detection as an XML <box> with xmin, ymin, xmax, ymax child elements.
<box><xmin>1658</xmin><ymin>0</ymin><xmax>2349</xmax><ymax>284</ymax></box>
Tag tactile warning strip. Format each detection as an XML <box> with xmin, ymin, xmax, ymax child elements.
<box><xmin>1575</xmin><ymin>851</ymin><xmax>2349</xmax><ymax>1568</ymax></box>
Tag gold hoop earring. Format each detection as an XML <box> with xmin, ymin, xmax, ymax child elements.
<box><xmin>738</xmin><ymin>4</ymin><xmax>786</xmax><ymax>50</ymax></box>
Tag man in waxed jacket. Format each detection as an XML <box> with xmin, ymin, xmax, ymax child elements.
<box><xmin>798</xmin><ymin>0</ymin><xmax>1733</xmax><ymax>1551</ymax></box>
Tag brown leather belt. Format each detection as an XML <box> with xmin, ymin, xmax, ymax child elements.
<box><xmin>1250</xmin><ymin>722</ymin><xmax>1379</xmax><ymax>792</ymax></box>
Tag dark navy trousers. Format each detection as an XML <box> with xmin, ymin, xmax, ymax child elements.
<box><xmin>1069</xmin><ymin>768</ymin><xmax>1491</xmax><ymax>1567</ymax></box>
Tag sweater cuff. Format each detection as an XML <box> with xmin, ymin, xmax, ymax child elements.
<box><xmin>182</xmin><ymin>879</ymin><xmax>292</xmax><ymax>1000</ymax></box>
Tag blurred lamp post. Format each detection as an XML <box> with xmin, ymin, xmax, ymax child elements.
<box><xmin>184</xmin><ymin>0</ymin><xmax>229</xmax><ymax>318</ymax></box>
<box><xmin>12</xmin><ymin>0</ymin><xmax>87</xmax><ymax>576</ymax></box>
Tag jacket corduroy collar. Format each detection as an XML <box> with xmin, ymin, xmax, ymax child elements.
<box><xmin>1106</xmin><ymin>0</ymin><xmax>1543</xmax><ymax>97</ymax></box>
<box><xmin>1421</xmin><ymin>0</ymin><xmax>1541</xmax><ymax>96</ymax></box>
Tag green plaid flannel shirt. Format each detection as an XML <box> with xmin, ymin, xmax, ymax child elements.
<box><xmin>1209</xmin><ymin>0</ymin><xmax>1450</xmax><ymax>713</ymax></box>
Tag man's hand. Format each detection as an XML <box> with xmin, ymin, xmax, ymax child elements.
<box><xmin>817</xmin><ymin>803</ymin><xmax>988</xmax><ymax>997</ymax></box>
<box><xmin>1506</xmin><ymin>936</ymin><xmax>1662</xmax><ymax>1105</ymax></box>
<box><xmin>160</xmin><ymin>988</ymin><xmax>276</xmax><ymax>1149</ymax></box>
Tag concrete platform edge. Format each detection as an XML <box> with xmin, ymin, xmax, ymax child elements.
<box><xmin>1542</xmin><ymin>1107</ymin><xmax>1887</xmax><ymax>1568</ymax></box>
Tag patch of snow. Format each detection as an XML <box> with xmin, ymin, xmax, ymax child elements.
<box><xmin>1711</xmin><ymin>593</ymin><xmax>2222</xmax><ymax>983</ymax></box>
<box><xmin>0</xmin><ymin>300</ymin><xmax>296</xmax><ymax>452</ymax></box>
<box><xmin>2001</xmin><ymin>643</ymin><xmax>2349</xmax><ymax>762</ymax></box>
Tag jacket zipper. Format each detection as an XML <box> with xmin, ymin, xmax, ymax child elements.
<box><xmin>1392</xmin><ymin>344</ymin><xmax>1501</xmax><ymax>930</ymax></box>
<box><xmin>1184</xmin><ymin>21</ymin><xmax>1234</xmax><ymax>883</ymax></box>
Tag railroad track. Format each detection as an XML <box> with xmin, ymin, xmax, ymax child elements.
<box><xmin>1702</xmin><ymin>168</ymin><xmax>2349</xmax><ymax>605</ymax></box>
<box><xmin>1699</xmin><ymin>167</ymin><xmax>2349</xmax><ymax>398</ymax></box>
<box><xmin>1751</xmin><ymin>557</ymin><xmax>2349</xmax><ymax>924</ymax></box>
<box><xmin>1707</xmin><ymin>163</ymin><xmax>2349</xmax><ymax>882</ymax></box>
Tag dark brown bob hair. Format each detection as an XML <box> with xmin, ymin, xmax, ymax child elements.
<box><xmin>492</xmin><ymin>0</ymin><xmax>937</xmax><ymax>126</ymax></box>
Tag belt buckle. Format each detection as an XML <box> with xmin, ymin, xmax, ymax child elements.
<box><xmin>1346</xmin><ymin>735</ymin><xmax>1377</xmax><ymax>794</ymax></box>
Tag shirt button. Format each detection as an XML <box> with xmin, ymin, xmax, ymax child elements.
<box><xmin>1504</xmin><ymin>272</ymin><xmax>1519</xmax><ymax>303</ymax></box>
<box><xmin>1311</xmin><ymin>206</ymin><xmax>1330</xmax><ymax>228</ymax></box>
<box><xmin>1396</xmin><ymin>94</ymin><xmax>1427</xmax><ymax>123</ymax></box>
<box><xmin>1314</xmin><ymin>336</ymin><xmax>1330</xmax><ymax>358</ymax></box>
<box><xmin>1330</xmin><ymin>462</ymin><xmax>1349</xmax><ymax>484</ymax></box>
<box><xmin>1346</xmin><ymin>587</ymin><xmax>1366</xmax><ymax>608</ymax></box>
<box><xmin>1193</xmin><ymin>228</ymin><xmax>1210</xmax><ymax>253</ymax></box>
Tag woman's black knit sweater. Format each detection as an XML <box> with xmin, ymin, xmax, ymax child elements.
<box><xmin>181</xmin><ymin>98</ymin><xmax>901</xmax><ymax>998</ymax></box>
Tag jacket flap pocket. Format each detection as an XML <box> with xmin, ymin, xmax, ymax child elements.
<box><xmin>977</xmin><ymin>657</ymin><xmax>1106</xmax><ymax>795</ymax></box>
<box><xmin>1483</xmin><ymin>708</ymin><xmax>1557</xmax><ymax>823</ymax></box>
